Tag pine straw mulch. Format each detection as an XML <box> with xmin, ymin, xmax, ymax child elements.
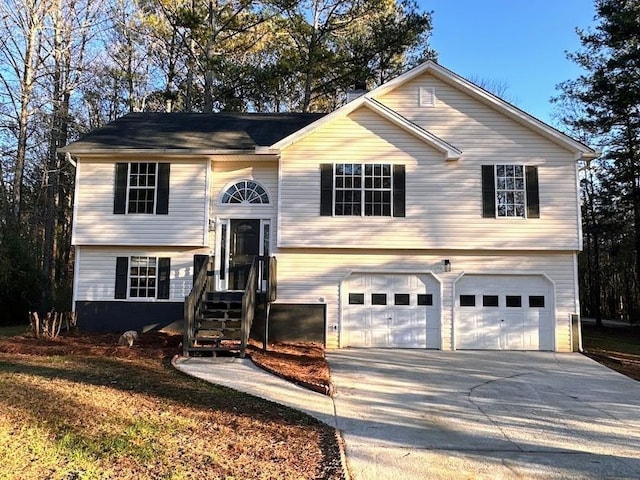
<box><xmin>247</xmin><ymin>339</ymin><xmax>332</xmax><ymax>395</ymax></box>
<box><xmin>0</xmin><ymin>330</ymin><xmax>332</xmax><ymax>393</ymax></box>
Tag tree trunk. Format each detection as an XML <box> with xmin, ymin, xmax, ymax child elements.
<box><xmin>12</xmin><ymin>3</ymin><xmax>44</xmax><ymax>223</ymax></box>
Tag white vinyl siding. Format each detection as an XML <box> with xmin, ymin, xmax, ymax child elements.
<box><xmin>74</xmin><ymin>246</ymin><xmax>209</xmax><ymax>302</ymax></box>
<box><xmin>73</xmin><ymin>159</ymin><xmax>208</xmax><ymax>246</ymax></box>
<box><xmin>278</xmin><ymin>90</ymin><xmax>580</xmax><ymax>251</ymax></box>
<box><xmin>271</xmin><ymin>248</ymin><xmax>577</xmax><ymax>352</ymax></box>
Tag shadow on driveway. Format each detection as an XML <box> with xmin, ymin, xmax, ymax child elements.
<box><xmin>327</xmin><ymin>350</ymin><xmax>640</xmax><ymax>480</ymax></box>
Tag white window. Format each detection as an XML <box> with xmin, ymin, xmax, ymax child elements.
<box><xmin>495</xmin><ymin>165</ymin><xmax>525</xmax><ymax>217</ymax></box>
<box><xmin>129</xmin><ymin>256</ymin><xmax>157</xmax><ymax>298</ymax></box>
<box><xmin>115</xmin><ymin>162</ymin><xmax>169</xmax><ymax>215</ymax></box>
<box><xmin>334</xmin><ymin>163</ymin><xmax>392</xmax><ymax>216</ymax></box>
<box><xmin>128</xmin><ymin>163</ymin><xmax>157</xmax><ymax>214</ymax></box>
<box><xmin>221</xmin><ymin>180</ymin><xmax>269</xmax><ymax>204</ymax></box>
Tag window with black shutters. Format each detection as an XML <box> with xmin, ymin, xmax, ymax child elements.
<box><xmin>114</xmin><ymin>256</ymin><xmax>171</xmax><ymax>300</ymax></box>
<box><xmin>320</xmin><ymin>163</ymin><xmax>405</xmax><ymax>217</ymax></box>
<box><xmin>482</xmin><ymin>164</ymin><xmax>539</xmax><ymax>219</ymax></box>
<box><xmin>114</xmin><ymin>162</ymin><xmax>170</xmax><ymax>215</ymax></box>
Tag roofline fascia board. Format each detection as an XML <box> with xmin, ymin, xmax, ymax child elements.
<box><xmin>57</xmin><ymin>148</ymin><xmax>265</xmax><ymax>157</ymax></box>
<box><xmin>364</xmin><ymin>98</ymin><xmax>462</xmax><ymax>160</ymax></box>
<box><xmin>254</xmin><ymin>146</ymin><xmax>281</xmax><ymax>155</ymax></box>
<box><xmin>364</xmin><ymin>60</ymin><xmax>596</xmax><ymax>157</ymax></box>
<box><xmin>575</xmin><ymin>150</ymin><xmax>600</xmax><ymax>161</ymax></box>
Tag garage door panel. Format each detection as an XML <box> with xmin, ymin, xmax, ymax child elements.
<box><xmin>342</xmin><ymin>273</ymin><xmax>440</xmax><ymax>349</ymax></box>
<box><xmin>456</xmin><ymin>275</ymin><xmax>553</xmax><ymax>351</ymax></box>
<box><xmin>391</xmin><ymin>309</ymin><xmax>427</xmax><ymax>347</ymax></box>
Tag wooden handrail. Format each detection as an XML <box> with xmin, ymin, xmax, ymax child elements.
<box><xmin>240</xmin><ymin>257</ymin><xmax>259</xmax><ymax>357</ymax></box>
<box><xmin>183</xmin><ymin>257</ymin><xmax>212</xmax><ymax>356</ymax></box>
<box><xmin>240</xmin><ymin>255</ymin><xmax>277</xmax><ymax>356</ymax></box>
<box><xmin>183</xmin><ymin>255</ymin><xmax>275</xmax><ymax>358</ymax></box>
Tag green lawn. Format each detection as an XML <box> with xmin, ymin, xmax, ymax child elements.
<box><xmin>0</xmin><ymin>324</ymin><xmax>29</xmax><ymax>337</ymax></box>
<box><xmin>0</xmin><ymin>340</ymin><xmax>342</xmax><ymax>479</ymax></box>
<box><xmin>582</xmin><ymin>324</ymin><xmax>640</xmax><ymax>355</ymax></box>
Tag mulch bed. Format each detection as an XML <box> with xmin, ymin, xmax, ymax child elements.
<box><xmin>0</xmin><ymin>331</ymin><xmax>181</xmax><ymax>359</ymax></box>
<box><xmin>247</xmin><ymin>340</ymin><xmax>332</xmax><ymax>395</ymax></box>
<box><xmin>0</xmin><ymin>331</ymin><xmax>333</xmax><ymax>393</ymax></box>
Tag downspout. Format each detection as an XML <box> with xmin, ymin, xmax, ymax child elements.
<box><xmin>572</xmin><ymin>253</ymin><xmax>583</xmax><ymax>353</ymax></box>
<box><xmin>65</xmin><ymin>152</ymin><xmax>79</xmax><ymax>314</ymax></box>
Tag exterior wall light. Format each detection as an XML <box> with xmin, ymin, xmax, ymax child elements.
<box><xmin>443</xmin><ymin>259</ymin><xmax>451</xmax><ymax>272</ymax></box>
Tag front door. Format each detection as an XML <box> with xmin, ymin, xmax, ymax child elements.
<box><xmin>228</xmin><ymin>219</ymin><xmax>260</xmax><ymax>290</ymax></box>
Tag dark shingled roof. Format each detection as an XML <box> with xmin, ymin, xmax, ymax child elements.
<box><xmin>62</xmin><ymin>112</ymin><xmax>326</xmax><ymax>152</ymax></box>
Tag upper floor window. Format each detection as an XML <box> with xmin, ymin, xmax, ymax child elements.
<box><xmin>496</xmin><ymin>165</ymin><xmax>525</xmax><ymax>217</ymax></box>
<box><xmin>221</xmin><ymin>180</ymin><xmax>270</xmax><ymax>204</ymax></box>
<box><xmin>482</xmin><ymin>164</ymin><xmax>539</xmax><ymax>219</ymax></box>
<box><xmin>128</xmin><ymin>163</ymin><xmax>157</xmax><ymax>214</ymax></box>
<box><xmin>114</xmin><ymin>162</ymin><xmax>170</xmax><ymax>215</ymax></box>
<box><xmin>320</xmin><ymin>163</ymin><xmax>405</xmax><ymax>217</ymax></box>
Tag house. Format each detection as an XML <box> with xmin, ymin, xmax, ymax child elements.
<box><xmin>61</xmin><ymin>61</ymin><xmax>596</xmax><ymax>353</ymax></box>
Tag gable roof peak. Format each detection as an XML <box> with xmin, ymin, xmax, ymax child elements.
<box><xmin>362</xmin><ymin>60</ymin><xmax>595</xmax><ymax>158</ymax></box>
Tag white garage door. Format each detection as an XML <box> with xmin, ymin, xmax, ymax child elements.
<box><xmin>455</xmin><ymin>275</ymin><xmax>554</xmax><ymax>351</ymax></box>
<box><xmin>341</xmin><ymin>273</ymin><xmax>441</xmax><ymax>348</ymax></box>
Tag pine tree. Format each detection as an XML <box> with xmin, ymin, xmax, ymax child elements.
<box><xmin>557</xmin><ymin>0</ymin><xmax>640</xmax><ymax>322</ymax></box>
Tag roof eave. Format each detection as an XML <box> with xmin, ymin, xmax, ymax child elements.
<box><xmin>58</xmin><ymin>147</ymin><xmax>269</xmax><ymax>157</ymax></box>
<box><xmin>364</xmin><ymin>98</ymin><xmax>462</xmax><ymax>160</ymax></box>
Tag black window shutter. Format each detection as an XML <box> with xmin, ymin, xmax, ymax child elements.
<box><xmin>115</xmin><ymin>257</ymin><xmax>129</xmax><ymax>299</ymax></box>
<box><xmin>158</xmin><ymin>257</ymin><xmax>171</xmax><ymax>299</ymax></box>
<box><xmin>156</xmin><ymin>163</ymin><xmax>170</xmax><ymax>215</ymax></box>
<box><xmin>393</xmin><ymin>164</ymin><xmax>406</xmax><ymax>217</ymax></box>
<box><xmin>526</xmin><ymin>166</ymin><xmax>540</xmax><ymax>218</ymax></box>
<box><xmin>481</xmin><ymin>165</ymin><xmax>496</xmax><ymax>218</ymax></box>
<box><xmin>114</xmin><ymin>163</ymin><xmax>128</xmax><ymax>214</ymax></box>
<box><xmin>320</xmin><ymin>164</ymin><xmax>333</xmax><ymax>216</ymax></box>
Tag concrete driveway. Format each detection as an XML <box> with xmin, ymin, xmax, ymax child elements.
<box><xmin>327</xmin><ymin>350</ymin><xmax>640</xmax><ymax>480</ymax></box>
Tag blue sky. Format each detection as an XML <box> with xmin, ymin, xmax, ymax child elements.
<box><xmin>421</xmin><ymin>0</ymin><xmax>597</xmax><ymax>126</ymax></box>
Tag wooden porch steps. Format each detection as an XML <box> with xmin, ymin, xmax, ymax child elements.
<box><xmin>186</xmin><ymin>292</ymin><xmax>244</xmax><ymax>356</ymax></box>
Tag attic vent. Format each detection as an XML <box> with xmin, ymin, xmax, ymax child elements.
<box><xmin>419</xmin><ymin>87</ymin><xmax>436</xmax><ymax>107</ymax></box>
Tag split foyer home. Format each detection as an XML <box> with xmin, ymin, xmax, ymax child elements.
<box><xmin>61</xmin><ymin>60</ymin><xmax>596</xmax><ymax>354</ymax></box>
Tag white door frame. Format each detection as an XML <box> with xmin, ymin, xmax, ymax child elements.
<box><xmin>213</xmin><ymin>218</ymin><xmax>271</xmax><ymax>291</ymax></box>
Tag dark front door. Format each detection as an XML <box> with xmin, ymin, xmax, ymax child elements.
<box><xmin>229</xmin><ymin>219</ymin><xmax>260</xmax><ymax>290</ymax></box>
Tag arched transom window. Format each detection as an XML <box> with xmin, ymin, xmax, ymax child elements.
<box><xmin>221</xmin><ymin>180</ymin><xmax>270</xmax><ymax>204</ymax></box>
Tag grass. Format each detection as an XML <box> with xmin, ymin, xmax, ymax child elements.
<box><xmin>0</xmin><ymin>324</ymin><xmax>29</xmax><ymax>337</ymax></box>
<box><xmin>582</xmin><ymin>324</ymin><xmax>640</xmax><ymax>355</ymax></box>
<box><xmin>0</xmin><ymin>346</ymin><xmax>343</xmax><ymax>479</ymax></box>
<box><xmin>581</xmin><ymin>323</ymin><xmax>640</xmax><ymax>381</ymax></box>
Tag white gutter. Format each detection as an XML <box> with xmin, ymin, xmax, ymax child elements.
<box><xmin>58</xmin><ymin>148</ymin><xmax>262</xmax><ymax>156</ymax></box>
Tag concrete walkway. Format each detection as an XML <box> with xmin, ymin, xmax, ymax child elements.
<box><xmin>173</xmin><ymin>356</ymin><xmax>336</xmax><ymax>427</ymax></box>
<box><xmin>175</xmin><ymin>351</ymin><xmax>640</xmax><ymax>480</ymax></box>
